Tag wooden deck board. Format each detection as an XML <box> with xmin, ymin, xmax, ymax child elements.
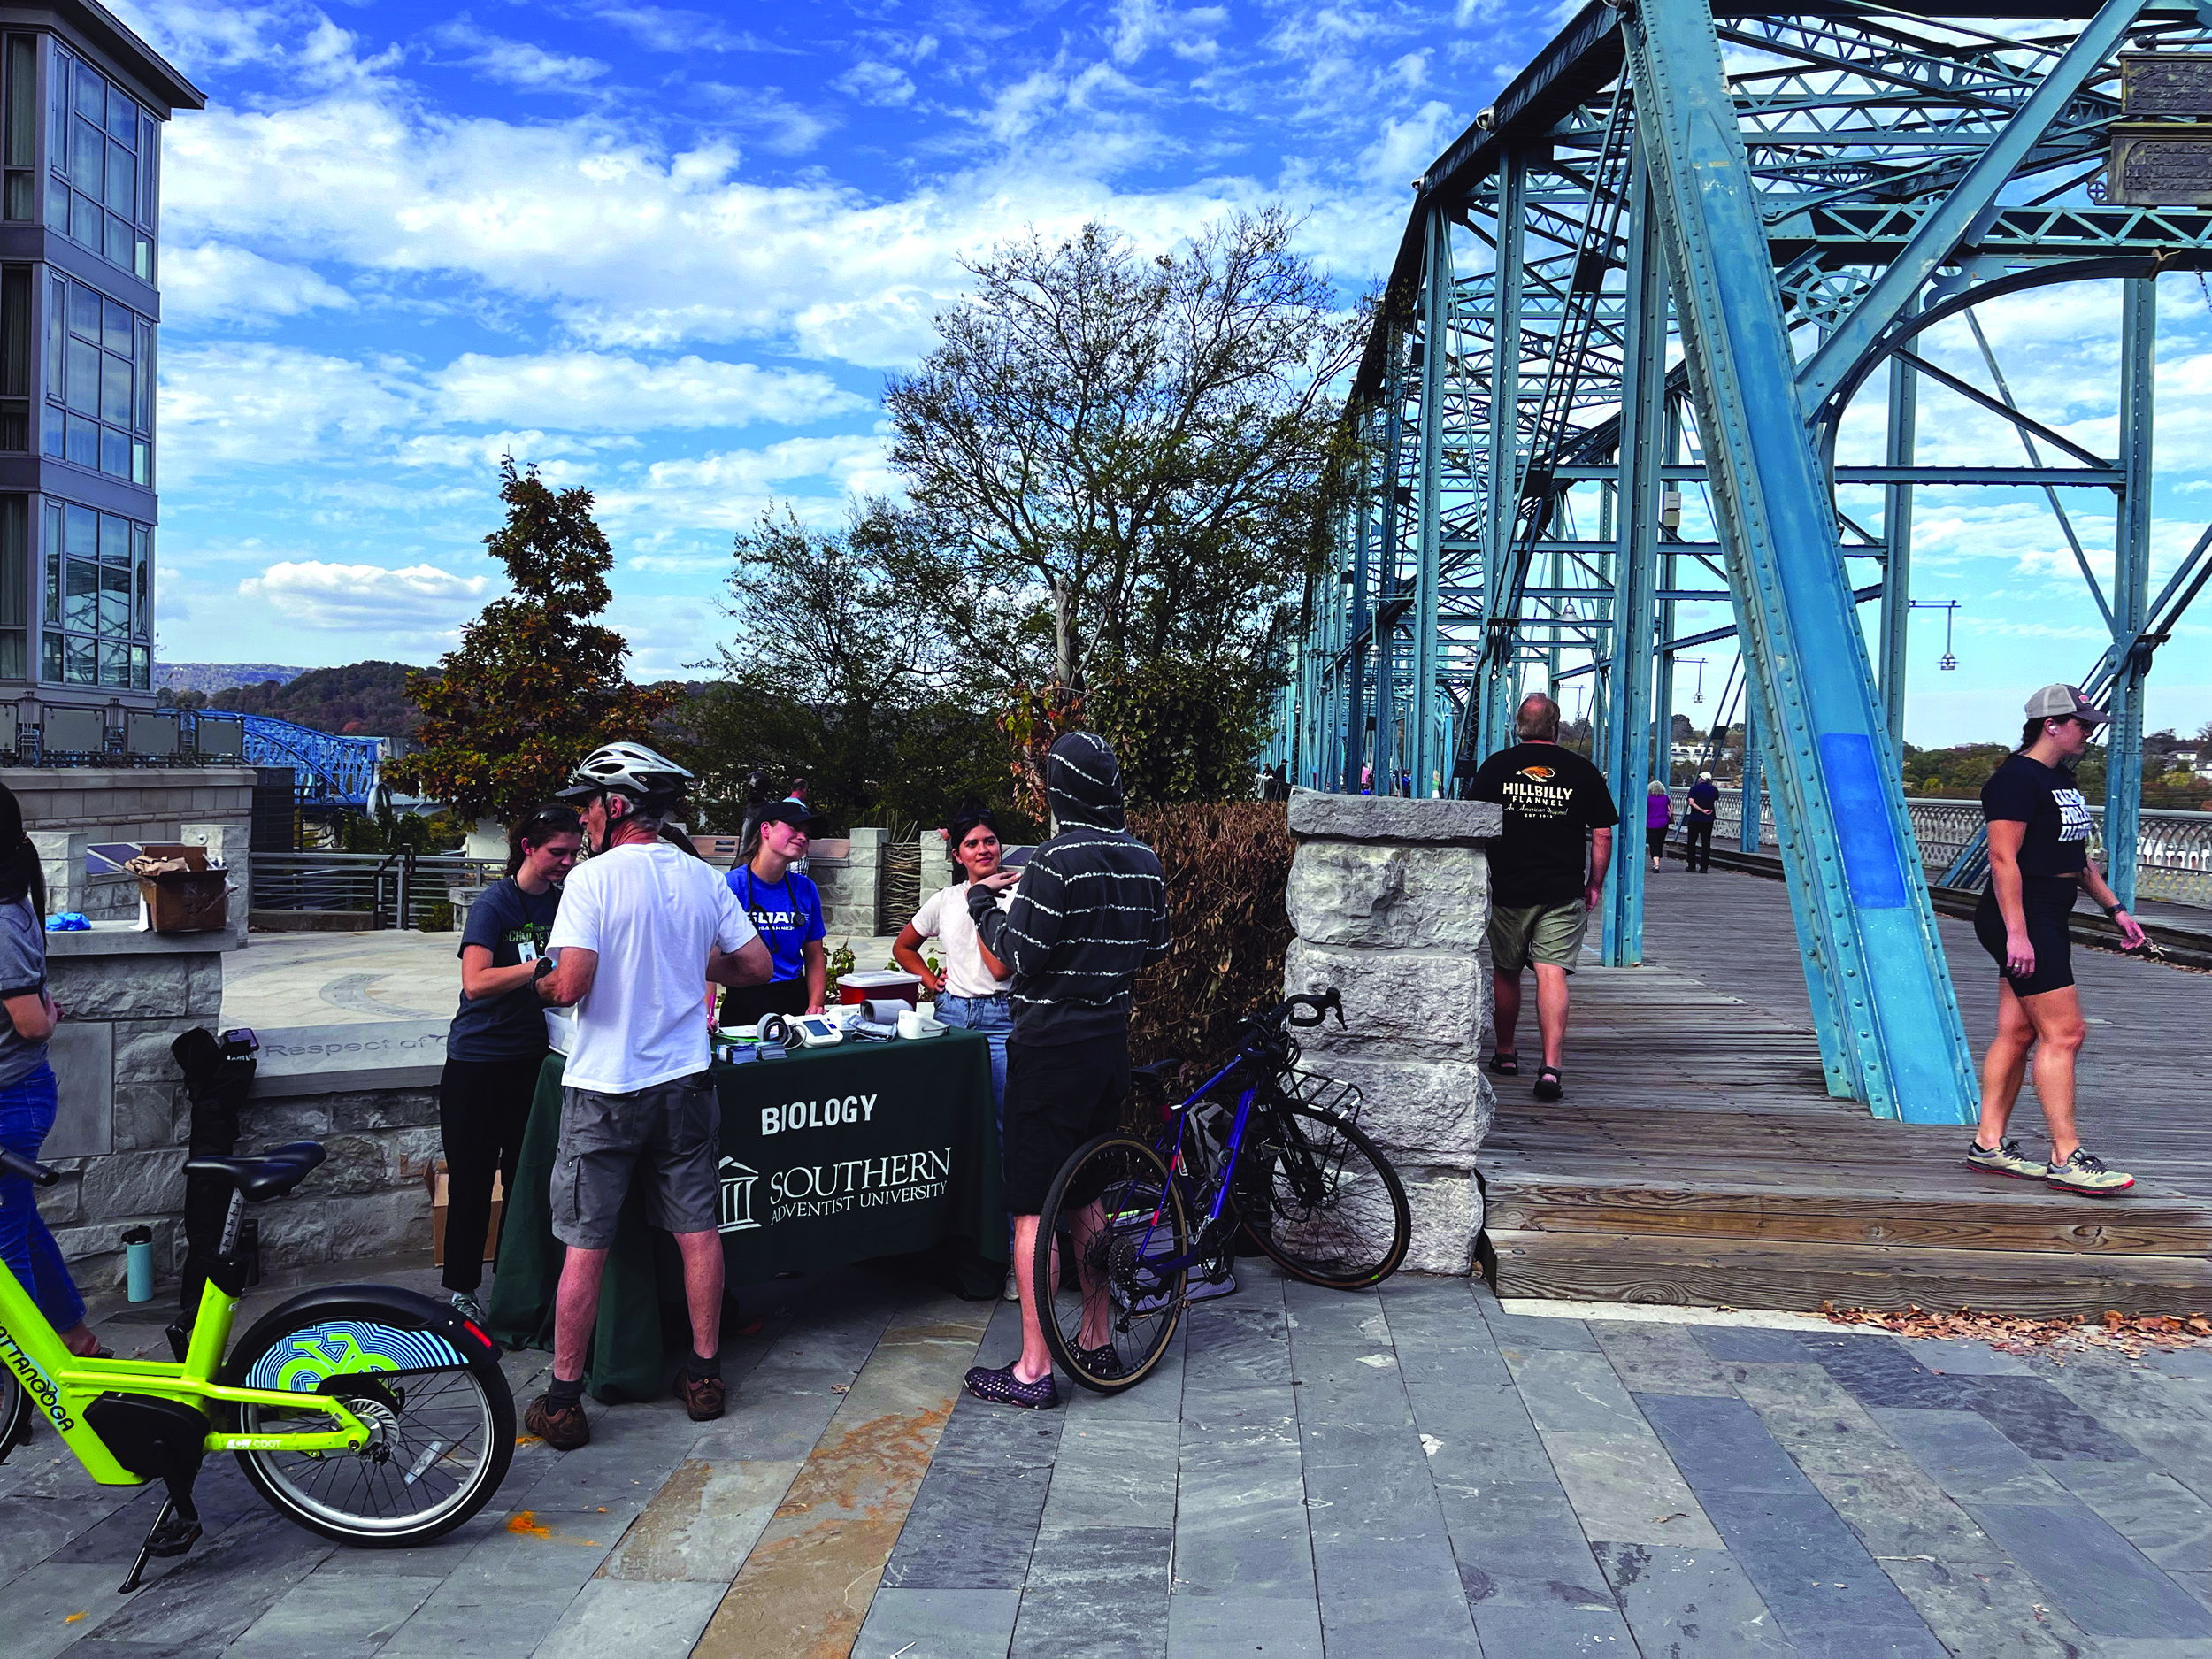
<box><xmin>1480</xmin><ymin>867</ymin><xmax>2212</xmax><ymax>1314</ymax></box>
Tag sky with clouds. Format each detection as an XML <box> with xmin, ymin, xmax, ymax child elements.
<box><xmin>119</xmin><ymin>0</ymin><xmax>2212</xmax><ymax>750</ymax></box>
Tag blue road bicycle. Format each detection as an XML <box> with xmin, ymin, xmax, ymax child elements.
<box><xmin>1035</xmin><ymin>989</ymin><xmax>1410</xmax><ymax>1394</ymax></box>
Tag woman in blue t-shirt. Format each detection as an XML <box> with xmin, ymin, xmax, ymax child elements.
<box><xmin>0</xmin><ymin>780</ymin><xmax>97</xmax><ymax>1357</ymax></box>
<box><xmin>1965</xmin><ymin>687</ymin><xmax>2147</xmax><ymax>1197</ymax></box>
<box><xmin>719</xmin><ymin>800</ymin><xmax>828</xmax><ymax>1025</ymax></box>
<box><xmin>439</xmin><ymin>803</ymin><xmax>582</xmax><ymax>1318</ymax></box>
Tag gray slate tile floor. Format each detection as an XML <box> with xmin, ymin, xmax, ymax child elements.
<box><xmin>7</xmin><ymin>1253</ymin><xmax>2212</xmax><ymax>1656</ymax></box>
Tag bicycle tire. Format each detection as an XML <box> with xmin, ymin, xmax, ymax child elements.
<box><xmin>0</xmin><ymin>1361</ymin><xmax>26</xmax><ymax>1461</ymax></box>
<box><xmin>1036</xmin><ymin>1133</ymin><xmax>1189</xmax><ymax>1394</ymax></box>
<box><xmin>227</xmin><ymin>1321</ymin><xmax>514</xmax><ymax>1548</ymax></box>
<box><xmin>1233</xmin><ymin>1100</ymin><xmax>1410</xmax><ymax>1290</ymax></box>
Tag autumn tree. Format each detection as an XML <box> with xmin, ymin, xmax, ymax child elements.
<box><xmin>388</xmin><ymin>461</ymin><xmax>678</xmax><ymax>825</ymax></box>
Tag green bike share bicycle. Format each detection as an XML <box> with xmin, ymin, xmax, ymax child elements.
<box><xmin>0</xmin><ymin>1140</ymin><xmax>516</xmax><ymax>1592</ymax></box>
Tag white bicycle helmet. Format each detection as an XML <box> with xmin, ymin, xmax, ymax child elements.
<box><xmin>558</xmin><ymin>741</ymin><xmax>694</xmax><ymax>803</ymax></box>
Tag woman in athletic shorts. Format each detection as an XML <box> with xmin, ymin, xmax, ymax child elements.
<box><xmin>1965</xmin><ymin>685</ymin><xmax>2147</xmax><ymax>1195</ymax></box>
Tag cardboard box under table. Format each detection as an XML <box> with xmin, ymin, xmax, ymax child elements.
<box><xmin>485</xmin><ymin>1030</ymin><xmax>1004</xmax><ymax>1402</ymax></box>
<box><xmin>131</xmin><ymin>843</ymin><xmax>231</xmax><ymax>933</ymax></box>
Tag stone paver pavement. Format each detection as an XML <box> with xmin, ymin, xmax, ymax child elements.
<box><xmin>6</xmin><ymin>1253</ymin><xmax>2211</xmax><ymax>1656</ymax></box>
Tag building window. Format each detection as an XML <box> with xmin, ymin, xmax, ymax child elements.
<box><xmin>41</xmin><ymin>497</ymin><xmax>149</xmax><ymax>689</ymax></box>
<box><xmin>0</xmin><ymin>496</ymin><xmax>24</xmax><ymax>680</ymax></box>
<box><xmin>3</xmin><ymin>36</ymin><xmax>34</xmax><ymax>220</ymax></box>
<box><xmin>42</xmin><ymin>273</ymin><xmax>151</xmax><ymax>483</ymax></box>
<box><xmin>46</xmin><ymin>47</ymin><xmax>156</xmax><ymax>281</ymax></box>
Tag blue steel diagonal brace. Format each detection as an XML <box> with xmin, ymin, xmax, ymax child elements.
<box><xmin>1619</xmin><ymin>0</ymin><xmax>1978</xmax><ymax>1123</ymax></box>
<box><xmin>1415</xmin><ymin>209</ymin><xmax>1451</xmax><ymax>798</ymax></box>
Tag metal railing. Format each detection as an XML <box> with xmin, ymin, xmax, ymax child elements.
<box><xmin>252</xmin><ymin>851</ymin><xmax>504</xmax><ymax>930</ymax></box>
<box><xmin>1674</xmin><ymin>789</ymin><xmax>2212</xmax><ymax>908</ymax></box>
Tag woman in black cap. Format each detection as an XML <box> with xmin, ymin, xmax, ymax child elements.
<box><xmin>719</xmin><ymin>799</ymin><xmax>828</xmax><ymax>1025</ymax></box>
<box><xmin>1965</xmin><ymin>684</ymin><xmax>2147</xmax><ymax>1196</ymax></box>
<box><xmin>0</xmin><ymin>780</ymin><xmax>99</xmax><ymax>1356</ymax></box>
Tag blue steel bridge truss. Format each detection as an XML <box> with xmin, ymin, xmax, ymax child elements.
<box><xmin>239</xmin><ymin>714</ymin><xmax>384</xmax><ymax>808</ymax></box>
<box><xmin>1282</xmin><ymin>0</ymin><xmax>2212</xmax><ymax>1123</ymax></box>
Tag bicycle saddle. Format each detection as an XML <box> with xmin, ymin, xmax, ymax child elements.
<box><xmin>182</xmin><ymin>1141</ymin><xmax>326</xmax><ymax>1201</ymax></box>
<box><xmin>1132</xmin><ymin>1058</ymin><xmax>1186</xmax><ymax>1085</ymax></box>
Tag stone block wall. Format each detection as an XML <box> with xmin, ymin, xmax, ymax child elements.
<box><xmin>811</xmin><ymin>826</ymin><xmax>886</xmax><ymax>938</ymax></box>
<box><xmin>1279</xmin><ymin>788</ymin><xmax>1503</xmax><ymax>1276</ymax></box>
<box><xmin>41</xmin><ymin>1082</ymin><xmax>440</xmax><ymax>1297</ymax></box>
<box><xmin>5</xmin><ymin>766</ymin><xmax>256</xmax><ymax>838</ymax></box>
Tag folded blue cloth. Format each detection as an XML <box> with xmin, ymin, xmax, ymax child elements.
<box><xmin>43</xmin><ymin>912</ymin><xmax>90</xmax><ymax>932</ymax></box>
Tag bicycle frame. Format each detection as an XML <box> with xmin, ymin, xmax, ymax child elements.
<box><xmin>0</xmin><ymin>1198</ymin><xmax>371</xmax><ymax>1484</ymax></box>
<box><xmin>1125</xmin><ymin>1050</ymin><xmax>1267</xmax><ymax>1279</ymax></box>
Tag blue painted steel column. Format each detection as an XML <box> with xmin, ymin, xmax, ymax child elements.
<box><xmin>1343</xmin><ymin>412</ymin><xmax>1373</xmax><ymax>794</ymax></box>
<box><xmin>2107</xmin><ymin>277</ymin><xmax>2154</xmax><ymax>910</ymax></box>
<box><xmin>1601</xmin><ymin>165</ymin><xmax>1662</xmax><ymax>968</ymax></box>
<box><xmin>1738</xmin><ymin>686</ymin><xmax>1762</xmax><ymax>853</ymax></box>
<box><xmin>1878</xmin><ymin>335</ymin><xmax>1917</xmax><ymax>752</ymax></box>
<box><xmin>1373</xmin><ymin>371</ymin><xmax>1404</xmax><ymax>792</ymax></box>
<box><xmin>1414</xmin><ymin>209</ymin><xmax>1450</xmax><ymax>797</ymax></box>
<box><xmin>1621</xmin><ymin>0</ymin><xmax>1978</xmax><ymax>1124</ymax></box>
<box><xmin>1481</xmin><ymin>158</ymin><xmax>1525</xmax><ymax>766</ymax></box>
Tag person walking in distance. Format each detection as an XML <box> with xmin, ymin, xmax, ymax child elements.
<box><xmin>1684</xmin><ymin>770</ymin><xmax>1720</xmax><ymax>873</ymax></box>
<box><xmin>960</xmin><ymin>733</ymin><xmax>1170</xmax><ymax>1409</ymax></box>
<box><xmin>1471</xmin><ymin>694</ymin><xmax>1620</xmax><ymax>1102</ymax></box>
<box><xmin>1644</xmin><ymin>779</ymin><xmax>1671</xmax><ymax>872</ymax></box>
<box><xmin>525</xmin><ymin>743</ymin><xmax>773</xmax><ymax>1449</ymax></box>
<box><xmin>1966</xmin><ymin>687</ymin><xmax>2147</xmax><ymax>1195</ymax></box>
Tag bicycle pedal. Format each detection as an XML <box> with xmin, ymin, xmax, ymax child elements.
<box><xmin>145</xmin><ymin>1514</ymin><xmax>202</xmax><ymax>1558</ymax></box>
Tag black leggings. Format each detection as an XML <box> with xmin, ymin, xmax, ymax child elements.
<box><xmin>437</xmin><ymin>1055</ymin><xmax>547</xmax><ymax>1293</ymax></box>
<box><xmin>1684</xmin><ymin>817</ymin><xmax>1714</xmax><ymax>871</ymax></box>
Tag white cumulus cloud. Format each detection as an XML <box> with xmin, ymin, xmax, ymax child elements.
<box><xmin>428</xmin><ymin>352</ymin><xmax>866</xmax><ymax>431</ymax></box>
<box><xmin>238</xmin><ymin>560</ymin><xmax>493</xmax><ymax>630</ymax></box>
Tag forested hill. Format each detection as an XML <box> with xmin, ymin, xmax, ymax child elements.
<box><xmin>160</xmin><ymin>660</ymin><xmax>425</xmax><ymax>738</ymax></box>
<box><xmin>154</xmin><ymin>662</ymin><xmax>308</xmax><ymax>695</ymax></box>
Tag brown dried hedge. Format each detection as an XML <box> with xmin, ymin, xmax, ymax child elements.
<box><xmin>1125</xmin><ymin>800</ymin><xmax>1294</xmax><ymax>1075</ymax></box>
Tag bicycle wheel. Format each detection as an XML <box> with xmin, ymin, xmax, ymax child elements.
<box><xmin>1036</xmin><ymin>1133</ymin><xmax>1189</xmax><ymax>1394</ymax></box>
<box><xmin>228</xmin><ymin>1323</ymin><xmax>514</xmax><ymax>1547</ymax></box>
<box><xmin>1234</xmin><ymin>1101</ymin><xmax>1410</xmax><ymax>1289</ymax></box>
<box><xmin>0</xmin><ymin>1361</ymin><xmax>26</xmax><ymax>1460</ymax></box>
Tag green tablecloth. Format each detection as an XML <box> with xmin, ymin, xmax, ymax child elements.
<box><xmin>485</xmin><ymin>1030</ymin><xmax>1006</xmax><ymax>1402</ymax></box>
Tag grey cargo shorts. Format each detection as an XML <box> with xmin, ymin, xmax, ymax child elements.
<box><xmin>550</xmin><ymin>1072</ymin><xmax>720</xmax><ymax>1249</ymax></box>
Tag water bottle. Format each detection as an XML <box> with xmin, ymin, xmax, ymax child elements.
<box><xmin>123</xmin><ymin>1225</ymin><xmax>153</xmax><ymax>1302</ymax></box>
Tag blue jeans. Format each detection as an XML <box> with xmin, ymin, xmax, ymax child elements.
<box><xmin>0</xmin><ymin>1063</ymin><xmax>87</xmax><ymax>1333</ymax></box>
<box><xmin>937</xmin><ymin>994</ymin><xmax>1012</xmax><ymax>1248</ymax></box>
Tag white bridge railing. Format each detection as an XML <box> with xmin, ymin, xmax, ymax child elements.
<box><xmin>1675</xmin><ymin>790</ymin><xmax>2212</xmax><ymax>909</ymax></box>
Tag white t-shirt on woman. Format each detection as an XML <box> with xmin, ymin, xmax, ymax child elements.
<box><xmin>910</xmin><ymin>881</ymin><xmax>1013</xmax><ymax>999</ymax></box>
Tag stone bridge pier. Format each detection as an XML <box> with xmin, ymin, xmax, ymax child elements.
<box><xmin>1280</xmin><ymin>788</ymin><xmax>1502</xmax><ymax>1275</ymax></box>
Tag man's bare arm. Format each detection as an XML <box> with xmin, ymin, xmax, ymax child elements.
<box><xmin>538</xmin><ymin>946</ymin><xmax>598</xmax><ymax>1008</ymax></box>
<box><xmin>708</xmin><ymin>937</ymin><xmax>774</xmax><ymax>988</ymax></box>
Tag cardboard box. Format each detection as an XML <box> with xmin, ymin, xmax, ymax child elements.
<box><xmin>134</xmin><ymin>842</ymin><xmax>232</xmax><ymax>933</ymax></box>
<box><xmin>423</xmin><ymin>1160</ymin><xmax>504</xmax><ymax>1268</ymax></box>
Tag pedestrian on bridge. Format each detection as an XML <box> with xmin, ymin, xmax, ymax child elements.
<box><xmin>1965</xmin><ymin>686</ymin><xmax>2147</xmax><ymax>1196</ymax></box>
<box><xmin>1685</xmin><ymin>771</ymin><xmax>1720</xmax><ymax>872</ymax></box>
<box><xmin>1471</xmin><ymin>694</ymin><xmax>1619</xmax><ymax>1102</ymax></box>
<box><xmin>1644</xmin><ymin>779</ymin><xmax>1671</xmax><ymax>872</ymax></box>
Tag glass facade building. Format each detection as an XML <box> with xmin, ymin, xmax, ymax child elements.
<box><xmin>0</xmin><ymin>7</ymin><xmax>197</xmax><ymax>727</ymax></box>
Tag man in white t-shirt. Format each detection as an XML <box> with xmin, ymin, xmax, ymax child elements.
<box><xmin>522</xmin><ymin>742</ymin><xmax>772</xmax><ymax>1451</ymax></box>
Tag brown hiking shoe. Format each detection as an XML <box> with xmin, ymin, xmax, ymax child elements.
<box><xmin>678</xmin><ymin>1370</ymin><xmax>726</xmax><ymax>1422</ymax></box>
<box><xmin>524</xmin><ymin>1393</ymin><xmax>590</xmax><ymax>1451</ymax></box>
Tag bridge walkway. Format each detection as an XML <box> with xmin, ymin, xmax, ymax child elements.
<box><xmin>1482</xmin><ymin>865</ymin><xmax>2212</xmax><ymax>1315</ymax></box>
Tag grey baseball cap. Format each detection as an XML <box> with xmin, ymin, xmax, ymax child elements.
<box><xmin>2024</xmin><ymin>684</ymin><xmax>2108</xmax><ymax>725</ymax></box>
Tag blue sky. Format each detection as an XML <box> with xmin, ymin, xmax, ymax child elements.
<box><xmin>119</xmin><ymin>0</ymin><xmax>2212</xmax><ymax>749</ymax></box>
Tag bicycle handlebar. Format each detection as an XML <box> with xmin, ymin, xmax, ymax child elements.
<box><xmin>0</xmin><ymin>1147</ymin><xmax>58</xmax><ymax>1186</ymax></box>
<box><xmin>1258</xmin><ymin>988</ymin><xmax>1344</xmax><ymax>1033</ymax></box>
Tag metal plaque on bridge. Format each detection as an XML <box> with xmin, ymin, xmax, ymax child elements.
<box><xmin>2121</xmin><ymin>53</ymin><xmax>2212</xmax><ymax>117</ymax></box>
<box><xmin>2108</xmin><ymin>126</ymin><xmax>2212</xmax><ymax>205</ymax></box>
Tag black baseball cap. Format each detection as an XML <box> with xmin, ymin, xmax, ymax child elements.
<box><xmin>757</xmin><ymin>800</ymin><xmax>826</xmax><ymax>833</ymax></box>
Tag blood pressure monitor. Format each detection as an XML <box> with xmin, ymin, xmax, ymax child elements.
<box><xmin>789</xmin><ymin>1015</ymin><xmax>844</xmax><ymax>1048</ymax></box>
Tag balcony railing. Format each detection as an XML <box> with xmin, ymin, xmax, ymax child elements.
<box><xmin>252</xmin><ymin>851</ymin><xmax>503</xmax><ymax>930</ymax></box>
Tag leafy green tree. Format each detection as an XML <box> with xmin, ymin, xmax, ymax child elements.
<box><xmin>883</xmin><ymin>210</ymin><xmax>1362</xmax><ymax>690</ymax></box>
<box><xmin>386</xmin><ymin>461</ymin><xmax>679</xmax><ymax>825</ymax></box>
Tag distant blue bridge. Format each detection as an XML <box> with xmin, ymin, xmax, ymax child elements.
<box><xmin>238</xmin><ymin>714</ymin><xmax>388</xmax><ymax>809</ymax></box>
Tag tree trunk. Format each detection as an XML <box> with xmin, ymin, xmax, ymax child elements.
<box><xmin>1051</xmin><ymin>572</ymin><xmax>1081</xmax><ymax>690</ymax></box>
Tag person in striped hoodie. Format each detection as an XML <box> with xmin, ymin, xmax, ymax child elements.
<box><xmin>961</xmin><ymin>730</ymin><xmax>1171</xmax><ymax>1409</ymax></box>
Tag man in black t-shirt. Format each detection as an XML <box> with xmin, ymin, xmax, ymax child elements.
<box><xmin>1469</xmin><ymin>694</ymin><xmax>1620</xmax><ymax>1102</ymax></box>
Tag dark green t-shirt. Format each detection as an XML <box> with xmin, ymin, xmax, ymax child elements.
<box><xmin>447</xmin><ymin>878</ymin><xmax>560</xmax><ymax>1062</ymax></box>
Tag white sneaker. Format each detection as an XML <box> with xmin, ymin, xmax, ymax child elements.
<box><xmin>1003</xmin><ymin>1267</ymin><xmax>1021</xmax><ymax>1302</ymax></box>
<box><xmin>2046</xmin><ymin>1148</ymin><xmax>2135</xmax><ymax>1196</ymax></box>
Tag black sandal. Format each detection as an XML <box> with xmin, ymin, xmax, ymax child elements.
<box><xmin>1533</xmin><ymin>1065</ymin><xmax>1563</xmax><ymax>1102</ymax></box>
<box><xmin>1486</xmin><ymin>1050</ymin><xmax>1520</xmax><ymax>1077</ymax></box>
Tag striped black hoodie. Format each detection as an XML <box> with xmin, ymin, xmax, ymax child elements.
<box><xmin>969</xmin><ymin>731</ymin><xmax>1171</xmax><ymax>1045</ymax></box>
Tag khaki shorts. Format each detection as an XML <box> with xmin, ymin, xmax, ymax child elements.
<box><xmin>1489</xmin><ymin>900</ymin><xmax>1591</xmax><ymax>975</ymax></box>
<box><xmin>551</xmin><ymin>1073</ymin><xmax>720</xmax><ymax>1249</ymax></box>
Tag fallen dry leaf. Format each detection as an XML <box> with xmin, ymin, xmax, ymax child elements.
<box><xmin>1818</xmin><ymin>1300</ymin><xmax>2212</xmax><ymax>1359</ymax></box>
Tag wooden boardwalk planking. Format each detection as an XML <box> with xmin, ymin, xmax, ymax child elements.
<box><xmin>1481</xmin><ymin>867</ymin><xmax>2212</xmax><ymax>1315</ymax></box>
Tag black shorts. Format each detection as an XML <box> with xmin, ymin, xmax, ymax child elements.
<box><xmin>1002</xmin><ymin>1033</ymin><xmax>1131</xmax><ymax>1215</ymax></box>
<box><xmin>1973</xmin><ymin>881</ymin><xmax>2077</xmax><ymax>998</ymax></box>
